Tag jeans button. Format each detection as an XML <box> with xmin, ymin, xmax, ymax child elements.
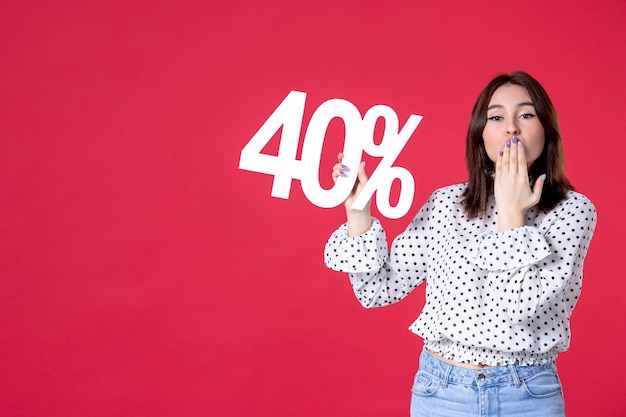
<box><xmin>478</xmin><ymin>373</ymin><xmax>486</xmax><ymax>381</ymax></box>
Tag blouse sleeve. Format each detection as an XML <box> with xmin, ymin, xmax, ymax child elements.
<box><xmin>324</xmin><ymin>191</ymin><xmax>437</xmax><ymax>308</ymax></box>
<box><xmin>466</xmin><ymin>193</ymin><xmax>597</xmax><ymax>324</ymax></box>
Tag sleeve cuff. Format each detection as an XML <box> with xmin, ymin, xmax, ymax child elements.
<box><xmin>324</xmin><ymin>218</ymin><xmax>388</xmax><ymax>273</ymax></box>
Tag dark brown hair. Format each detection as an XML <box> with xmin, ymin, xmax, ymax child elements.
<box><xmin>461</xmin><ymin>71</ymin><xmax>573</xmax><ymax>218</ymax></box>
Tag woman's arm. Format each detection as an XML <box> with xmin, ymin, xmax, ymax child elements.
<box><xmin>467</xmin><ymin>194</ymin><xmax>596</xmax><ymax>324</ymax></box>
<box><xmin>325</xmin><ymin>190</ymin><xmax>439</xmax><ymax>308</ymax></box>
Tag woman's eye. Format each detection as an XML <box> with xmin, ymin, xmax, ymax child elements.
<box><xmin>520</xmin><ymin>113</ymin><xmax>536</xmax><ymax>119</ymax></box>
<box><xmin>487</xmin><ymin>116</ymin><xmax>503</xmax><ymax>121</ymax></box>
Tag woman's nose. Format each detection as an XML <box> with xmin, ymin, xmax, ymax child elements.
<box><xmin>506</xmin><ymin>121</ymin><xmax>520</xmax><ymax>136</ymax></box>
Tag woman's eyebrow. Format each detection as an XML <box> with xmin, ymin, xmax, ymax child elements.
<box><xmin>487</xmin><ymin>102</ymin><xmax>535</xmax><ymax>111</ymax></box>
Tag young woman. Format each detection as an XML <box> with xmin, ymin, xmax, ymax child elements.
<box><xmin>324</xmin><ymin>72</ymin><xmax>596</xmax><ymax>417</ymax></box>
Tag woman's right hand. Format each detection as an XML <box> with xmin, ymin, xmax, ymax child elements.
<box><xmin>332</xmin><ymin>152</ymin><xmax>373</xmax><ymax>236</ymax></box>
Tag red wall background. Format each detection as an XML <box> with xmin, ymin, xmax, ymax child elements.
<box><xmin>1</xmin><ymin>1</ymin><xmax>625</xmax><ymax>416</ymax></box>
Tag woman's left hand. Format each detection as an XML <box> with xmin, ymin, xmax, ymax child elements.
<box><xmin>494</xmin><ymin>137</ymin><xmax>545</xmax><ymax>231</ymax></box>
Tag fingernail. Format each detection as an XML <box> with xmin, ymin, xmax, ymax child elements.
<box><xmin>541</xmin><ymin>174</ymin><xmax>547</xmax><ymax>181</ymax></box>
<box><xmin>505</xmin><ymin>141</ymin><xmax>511</xmax><ymax>148</ymax></box>
<box><xmin>341</xmin><ymin>164</ymin><xmax>348</xmax><ymax>170</ymax></box>
<box><xmin>512</xmin><ymin>137</ymin><xmax>517</xmax><ymax>143</ymax></box>
<box><xmin>518</xmin><ymin>140</ymin><xmax>523</xmax><ymax>148</ymax></box>
<box><xmin>361</xmin><ymin>161</ymin><xmax>366</xmax><ymax>167</ymax></box>
<box><xmin>499</xmin><ymin>151</ymin><xmax>503</xmax><ymax>157</ymax></box>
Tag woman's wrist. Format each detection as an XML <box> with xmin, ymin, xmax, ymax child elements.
<box><xmin>346</xmin><ymin>211</ymin><xmax>373</xmax><ymax>237</ymax></box>
<box><xmin>497</xmin><ymin>211</ymin><xmax>524</xmax><ymax>232</ymax></box>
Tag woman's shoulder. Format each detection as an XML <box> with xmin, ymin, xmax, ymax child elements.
<box><xmin>562</xmin><ymin>189</ymin><xmax>596</xmax><ymax>210</ymax></box>
<box><xmin>559</xmin><ymin>189</ymin><xmax>597</xmax><ymax>218</ymax></box>
<box><xmin>546</xmin><ymin>189</ymin><xmax>597</xmax><ymax>226</ymax></box>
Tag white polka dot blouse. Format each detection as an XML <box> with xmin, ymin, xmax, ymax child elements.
<box><xmin>324</xmin><ymin>183</ymin><xmax>596</xmax><ymax>366</ymax></box>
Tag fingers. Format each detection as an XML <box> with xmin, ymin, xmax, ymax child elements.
<box><xmin>509</xmin><ymin>137</ymin><xmax>518</xmax><ymax>173</ymax></box>
<box><xmin>495</xmin><ymin>145</ymin><xmax>504</xmax><ymax>176</ymax></box>
<box><xmin>515</xmin><ymin>138</ymin><xmax>527</xmax><ymax>172</ymax></box>
<box><xmin>506</xmin><ymin>136</ymin><xmax>526</xmax><ymax>175</ymax></box>
<box><xmin>332</xmin><ymin>153</ymin><xmax>344</xmax><ymax>183</ymax></box>
<box><xmin>498</xmin><ymin>137</ymin><xmax>528</xmax><ymax>175</ymax></box>
<box><xmin>332</xmin><ymin>152</ymin><xmax>367</xmax><ymax>185</ymax></box>
<box><xmin>332</xmin><ymin>162</ymin><xmax>345</xmax><ymax>183</ymax></box>
<box><xmin>500</xmin><ymin>139</ymin><xmax>511</xmax><ymax>173</ymax></box>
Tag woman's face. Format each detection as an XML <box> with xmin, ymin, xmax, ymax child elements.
<box><xmin>482</xmin><ymin>84</ymin><xmax>545</xmax><ymax>166</ymax></box>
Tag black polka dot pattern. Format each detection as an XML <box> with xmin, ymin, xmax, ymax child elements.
<box><xmin>324</xmin><ymin>183</ymin><xmax>597</xmax><ymax>366</ymax></box>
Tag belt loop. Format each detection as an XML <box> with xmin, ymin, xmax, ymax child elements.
<box><xmin>441</xmin><ymin>363</ymin><xmax>453</xmax><ymax>388</ymax></box>
<box><xmin>508</xmin><ymin>364</ymin><xmax>522</xmax><ymax>387</ymax></box>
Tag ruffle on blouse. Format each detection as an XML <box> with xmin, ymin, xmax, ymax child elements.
<box><xmin>423</xmin><ymin>339</ymin><xmax>557</xmax><ymax>367</ymax></box>
<box><xmin>324</xmin><ymin>218</ymin><xmax>388</xmax><ymax>273</ymax></box>
<box><xmin>466</xmin><ymin>226</ymin><xmax>551</xmax><ymax>272</ymax></box>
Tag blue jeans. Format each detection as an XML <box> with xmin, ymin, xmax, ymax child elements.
<box><xmin>410</xmin><ymin>349</ymin><xmax>566</xmax><ymax>417</ymax></box>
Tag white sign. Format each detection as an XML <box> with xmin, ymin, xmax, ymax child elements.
<box><xmin>239</xmin><ymin>91</ymin><xmax>422</xmax><ymax>219</ymax></box>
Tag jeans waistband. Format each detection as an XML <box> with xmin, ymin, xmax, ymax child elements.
<box><xmin>419</xmin><ymin>348</ymin><xmax>555</xmax><ymax>387</ymax></box>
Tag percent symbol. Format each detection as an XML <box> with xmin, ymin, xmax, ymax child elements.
<box><xmin>347</xmin><ymin>106</ymin><xmax>423</xmax><ymax>219</ymax></box>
